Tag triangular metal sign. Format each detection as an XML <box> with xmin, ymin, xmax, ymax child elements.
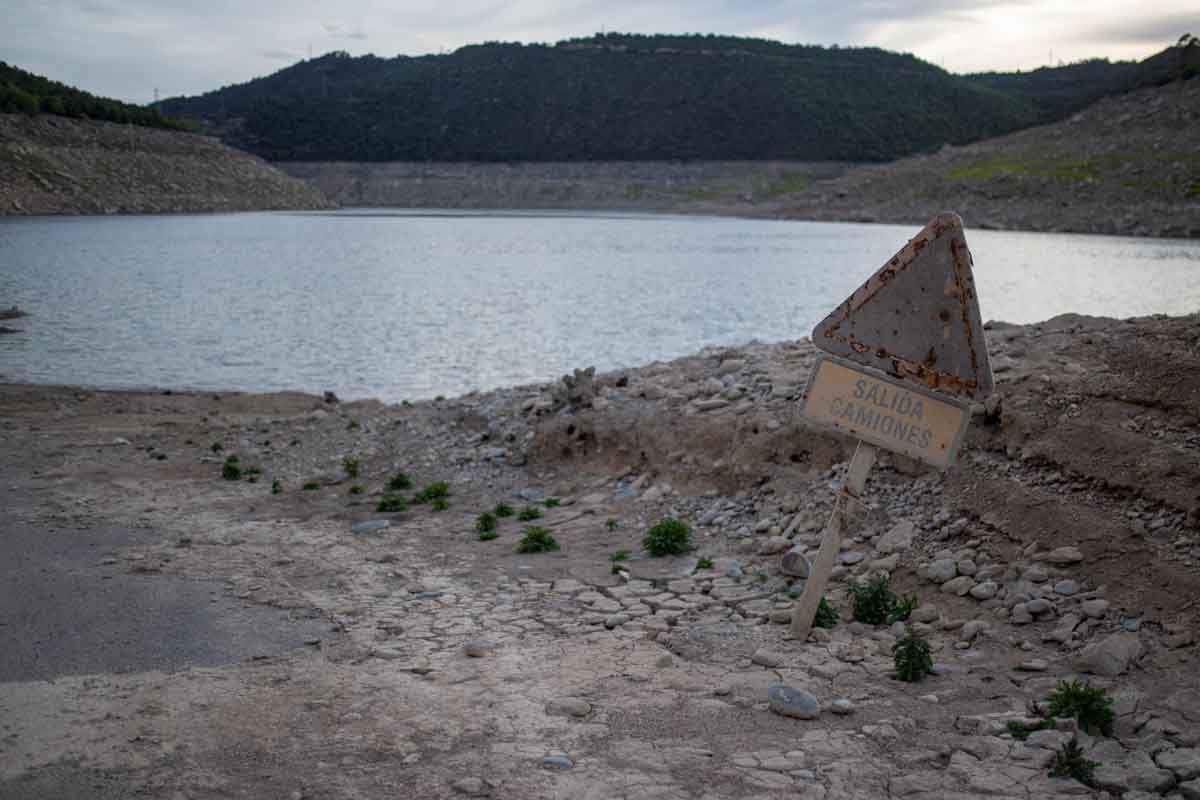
<box><xmin>812</xmin><ymin>213</ymin><xmax>993</xmax><ymax>400</ymax></box>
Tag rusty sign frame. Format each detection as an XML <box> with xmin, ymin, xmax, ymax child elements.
<box><xmin>799</xmin><ymin>354</ymin><xmax>971</xmax><ymax>470</ymax></box>
<box><xmin>811</xmin><ymin>212</ymin><xmax>994</xmax><ymax>401</ymax></box>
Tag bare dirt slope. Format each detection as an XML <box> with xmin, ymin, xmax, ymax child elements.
<box><xmin>0</xmin><ymin>313</ymin><xmax>1197</xmax><ymax>799</ymax></box>
<box><xmin>772</xmin><ymin>79</ymin><xmax>1200</xmax><ymax>238</ymax></box>
<box><xmin>0</xmin><ymin>113</ymin><xmax>332</xmax><ymax>216</ymax></box>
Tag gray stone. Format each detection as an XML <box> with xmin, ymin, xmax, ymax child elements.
<box><xmin>840</xmin><ymin>551</ymin><xmax>865</xmax><ymax>566</ymax></box>
<box><xmin>1053</xmin><ymin>579</ymin><xmax>1079</xmax><ymax>596</ymax></box>
<box><xmin>876</xmin><ymin>521</ymin><xmax>915</xmax><ymax>555</ymax></box>
<box><xmin>1081</xmin><ymin>599</ymin><xmax>1110</xmax><ymax>618</ymax></box>
<box><xmin>1045</xmin><ymin>546</ymin><xmax>1084</xmax><ymax>564</ymax></box>
<box><xmin>767</xmin><ymin>684</ymin><xmax>820</xmax><ymax>720</ymax></box>
<box><xmin>960</xmin><ymin>620</ymin><xmax>987</xmax><ymax>642</ymax></box>
<box><xmin>1093</xmin><ymin>751</ymin><xmax>1176</xmax><ymax>794</ymax></box>
<box><xmin>957</xmin><ymin>559</ymin><xmax>978</xmax><ymax>576</ymax></box>
<box><xmin>451</xmin><ymin>777</ymin><xmax>489</xmax><ymax>796</ymax></box>
<box><xmin>463</xmin><ymin>639</ymin><xmax>496</xmax><ymax>657</ymax></box>
<box><xmin>941</xmin><ymin>576</ymin><xmax>975</xmax><ymax>596</ymax></box>
<box><xmin>927</xmin><ymin>558</ymin><xmax>958</xmax><ymax>583</ymax></box>
<box><xmin>1017</xmin><ymin>658</ymin><xmax>1049</xmax><ymax>672</ymax></box>
<box><xmin>1157</xmin><ymin>749</ymin><xmax>1200</xmax><ymax>781</ymax></box>
<box><xmin>541</xmin><ymin>755</ymin><xmax>574</xmax><ymax>770</ymax></box>
<box><xmin>912</xmin><ymin>605</ymin><xmax>940</xmax><ymax>624</ymax></box>
<box><xmin>1181</xmin><ymin>778</ymin><xmax>1200</xmax><ymax>800</ymax></box>
<box><xmin>604</xmin><ymin>613</ymin><xmax>630</xmax><ymax>629</ymax></box>
<box><xmin>546</xmin><ymin>698</ymin><xmax>592</xmax><ymax>718</ymax></box>
<box><xmin>758</xmin><ymin>536</ymin><xmax>790</xmax><ymax>555</ymax></box>
<box><xmin>1010</xmin><ymin>604</ymin><xmax>1034</xmax><ymax>625</ymax></box>
<box><xmin>969</xmin><ymin>581</ymin><xmax>998</xmax><ymax>600</ymax></box>
<box><xmin>1025</xmin><ymin>598</ymin><xmax>1053</xmax><ymax>616</ymax></box>
<box><xmin>1024</xmin><ymin>565</ymin><xmax>1049</xmax><ymax>583</ymax></box>
<box><xmin>350</xmin><ymin>519</ymin><xmax>390</xmax><ymax>535</ymax></box>
<box><xmin>1169</xmin><ymin>689</ymin><xmax>1200</xmax><ymax>723</ymax></box>
<box><xmin>1075</xmin><ymin>633</ymin><xmax>1144</xmax><ymax>677</ymax></box>
<box><xmin>830</xmin><ymin>698</ymin><xmax>855</xmax><ymax>715</ymax></box>
<box><xmin>752</xmin><ymin>648</ymin><xmax>786</xmax><ymax>668</ymax></box>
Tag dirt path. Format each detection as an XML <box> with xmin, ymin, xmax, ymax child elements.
<box><xmin>1</xmin><ymin>315</ymin><xmax>1197</xmax><ymax>799</ymax></box>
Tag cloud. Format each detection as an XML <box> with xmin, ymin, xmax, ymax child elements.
<box><xmin>0</xmin><ymin>0</ymin><xmax>1191</xmax><ymax>103</ymax></box>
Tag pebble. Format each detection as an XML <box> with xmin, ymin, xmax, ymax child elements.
<box><xmin>1017</xmin><ymin>658</ymin><xmax>1049</xmax><ymax>672</ymax></box>
<box><xmin>1025</xmin><ymin>598</ymin><xmax>1052</xmax><ymax>616</ymax></box>
<box><xmin>350</xmin><ymin>520</ymin><xmax>390</xmax><ymax>535</ymax></box>
<box><xmin>541</xmin><ymin>755</ymin><xmax>574</xmax><ymax>770</ymax></box>
<box><xmin>1053</xmin><ymin>579</ymin><xmax>1079</xmax><ymax>596</ymax></box>
<box><xmin>1024</xmin><ymin>566</ymin><xmax>1049</xmax><ymax>583</ymax></box>
<box><xmin>1010</xmin><ymin>604</ymin><xmax>1034</xmax><ymax>625</ymax></box>
<box><xmin>545</xmin><ymin>698</ymin><xmax>592</xmax><ymax>718</ymax></box>
<box><xmin>927</xmin><ymin>558</ymin><xmax>957</xmax><ymax>583</ymax></box>
<box><xmin>941</xmin><ymin>576</ymin><xmax>974</xmax><ymax>596</ymax></box>
<box><xmin>767</xmin><ymin>685</ymin><xmax>820</xmax><ymax>720</ymax></box>
<box><xmin>918</xmin><ymin>694</ymin><xmax>939</xmax><ymax>704</ymax></box>
<box><xmin>840</xmin><ymin>551</ymin><xmax>865</xmax><ymax>565</ymax></box>
<box><xmin>752</xmin><ymin>648</ymin><xmax>786</xmax><ymax>668</ymax></box>
<box><xmin>960</xmin><ymin>620</ymin><xmax>986</xmax><ymax>641</ymax></box>
<box><xmin>656</xmin><ymin>654</ymin><xmax>675</xmax><ymax>668</ymax></box>
<box><xmin>1045</xmin><ymin>546</ymin><xmax>1084</xmax><ymax>564</ymax></box>
<box><xmin>969</xmin><ymin>581</ymin><xmax>998</xmax><ymax>600</ymax></box>
<box><xmin>1081</xmin><ymin>599</ymin><xmax>1110</xmax><ymax>619</ymax></box>
<box><xmin>451</xmin><ymin>778</ymin><xmax>489</xmax><ymax>796</ymax></box>
<box><xmin>463</xmin><ymin>639</ymin><xmax>496</xmax><ymax>657</ymax></box>
<box><xmin>830</xmin><ymin>698</ymin><xmax>855</xmax><ymax>715</ymax></box>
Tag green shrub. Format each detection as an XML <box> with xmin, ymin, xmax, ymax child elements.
<box><xmin>643</xmin><ymin>518</ymin><xmax>691</xmax><ymax>556</ymax></box>
<box><xmin>695</xmin><ymin>557</ymin><xmax>714</xmax><ymax>570</ymax></box>
<box><xmin>476</xmin><ymin>512</ymin><xmax>497</xmax><ymax>533</ymax></box>
<box><xmin>1006</xmin><ymin>719</ymin><xmax>1056</xmax><ymax>741</ymax></box>
<box><xmin>431</xmin><ymin>497</ymin><xmax>449</xmax><ymax>512</ymax></box>
<box><xmin>814</xmin><ymin>597</ymin><xmax>839</xmax><ymax>629</ymax></box>
<box><xmin>494</xmin><ymin>502</ymin><xmax>514</xmax><ymax>518</ymax></box>
<box><xmin>610</xmin><ymin>549</ymin><xmax>630</xmax><ymax>562</ymax></box>
<box><xmin>343</xmin><ymin>456</ymin><xmax>361</xmax><ymax>478</ymax></box>
<box><xmin>222</xmin><ymin>456</ymin><xmax>242</xmax><ymax>481</ymax></box>
<box><xmin>302</xmin><ymin>480</ymin><xmax>320</xmax><ymax>491</ymax></box>
<box><xmin>211</xmin><ymin>442</ymin><xmax>223</xmax><ymax>453</ymax></box>
<box><xmin>377</xmin><ymin>493</ymin><xmax>407</xmax><ymax>512</ymax></box>
<box><xmin>413</xmin><ymin>481</ymin><xmax>450</xmax><ymax>504</ymax></box>
<box><xmin>605</xmin><ymin>518</ymin><xmax>619</xmax><ymax>531</ymax></box>
<box><xmin>544</xmin><ymin>497</ymin><xmax>561</xmax><ymax>508</ymax></box>
<box><xmin>1047</xmin><ymin>680</ymin><xmax>1114</xmax><ymax>735</ymax></box>
<box><xmin>348</xmin><ymin>484</ymin><xmax>364</xmax><ymax>495</ymax></box>
<box><xmin>1048</xmin><ymin>741</ymin><xmax>1097</xmax><ymax>785</ymax></box>
<box><xmin>517</xmin><ymin>526</ymin><xmax>559</xmax><ymax>553</ymax></box>
<box><xmin>893</xmin><ymin>626</ymin><xmax>934</xmax><ymax>682</ymax></box>
<box><xmin>517</xmin><ymin>505</ymin><xmax>543</xmax><ymax>521</ymax></box>
<box><xmin>271</xmin><ymin>479</ymin><xmax>282</xmax><ymax>494</ymax></box>
<box><xmin>849</xmin><ymin>574</ymin><xmax>918</xmax><ymax>625</ymax></box>
<box><xmin>387</xmin><ymin>471</ymin><xmax>413</xmax><ymax>491</ymax></box>
<box><xmin>478</xmin><ymin>530</ymin><xmax>499</xmax><ymax>541</ymax></box>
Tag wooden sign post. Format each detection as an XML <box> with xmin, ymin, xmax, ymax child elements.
<box><xmin>788</xmin><ymin>213</ymin><xmax>994</xmax><ymax>641</ymax></box>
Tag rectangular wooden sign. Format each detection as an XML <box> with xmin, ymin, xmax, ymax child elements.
<box><xmin>800</xmin><ymin>355</ymin><xmax>969</xmax><ymax>469</ymax></box>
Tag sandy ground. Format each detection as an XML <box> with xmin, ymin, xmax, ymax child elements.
<box><xmin>1</xmin><ymin>313</ymin><xmax>1198</xmax><ymax>799</ymax></box>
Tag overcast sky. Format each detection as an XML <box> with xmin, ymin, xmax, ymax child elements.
<box><xmin>4</xmin><ymin>0</ymin><xmax>1195</xmax><ymax>103</ymax></box>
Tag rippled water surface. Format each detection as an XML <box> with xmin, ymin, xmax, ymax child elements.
<box><xmin>2</xmin><ymin>210</ymin><xmax>1198</xmax><ymax>401</ymax></box>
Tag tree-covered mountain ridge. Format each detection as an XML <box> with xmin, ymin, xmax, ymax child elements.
<box><xmin>158</xmin><ymin>33</ymin><xmax>1197</xmax><ymax>164</ymax></box>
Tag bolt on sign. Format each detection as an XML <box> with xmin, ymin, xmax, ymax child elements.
<box><xmin>788</xmin><ymin>213</ymin><xmax>994</xmax><ymax>640</ymax></box>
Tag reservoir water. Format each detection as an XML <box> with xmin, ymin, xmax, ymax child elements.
<box><xmin>2</xmin><ymin>210</ymin><xmax>1198</xmax><ymax>401</ymax></box>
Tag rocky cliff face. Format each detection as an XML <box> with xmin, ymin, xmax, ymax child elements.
<box><xmin>0</xmin><ymin>113</ymin><xmax>332</xmax><ymax>215</ymax></box>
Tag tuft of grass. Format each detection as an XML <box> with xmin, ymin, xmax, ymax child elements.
<box><xmin>849</xmin><ymin>574</ymin><xmax>918</xmax><ymax>625</ymax></box>
<box><xmin>386</xmin><ymin>471</ymin><xmax>413</xmax><ymax>491</ymax></box>
<box><xmin>517</xmin><ymin>526</ymin><xmax>559</xmax><ymax>554</ymax></box>
<box><xmin>222</xmin><ymin>456</ymin><xmax>242</xmax><ymax>481</ymax></box>
<box><xmin>893</xmin><ymin>626</ymin><xmax>934</xmax><ymax>682</ymax></box>
<box><xmin>695</xmin><ymin>557</ymin><xmax>715</xmax><ymax>570</ymax></box>
<box><xmin>271</xmin><ymin>479</ymin><xmax>282</xmax><ymax>495</ymax></box>
<box><xmin>342</xmin><ymin>456</ymin><xmax>361</xmax><ymax>479</ymax></box>
<box><xmin>476</xmin><ymin>512</ymin><xmax>497</xmax><ymax>533</ymax></box>
<box><xmin>478</xmin><ymin>530</ymin><xmax>499</xmax><ymax>541</ymax></box>
<box><xmin>493</xmin><ymin>502</ymin><xmax>514</xmax><ymax>518</ymax></box>
<box><xmin>610</xmin><ymin>549</ymin><xmax>630</xmax><ymax>562</ymax></box>
<box><xmin>1047</xmin><ymin>680</ymin><xmax>1114</xmax><ymax>736</ymax></box>
<box><xmin>814</xmin><ymin>597</ymin><xmax>839</xmax><ymax>629</ymax></box>
<box><xmin>605</xmin><ymin>518</ymin><xmax>619</xmax><ymax>531</ymax></box>
<box><xmin>348</xmin><ymin>484</ymin><xmax>364</xmax><ymax>495</ymax></box>
<box><xmin>413</xmin><ymin>481</ymin><xmax>450</xmax><ymax>504</ymax></box>
<box><xmin>517</xmin><ymin>505</ymin><xmax>543</xmax><ymax>522</ymax></box>
<box><xmin>377</xmin><ymin>493</ymin><xmax>407</xmax><ymax>512</ymax></box>
<box><xmin>346</xmin><ymin>420</ymin><xmax>360</xmax><ymax>430</ymax></box>
<box><xmin>643</xmin><ymin>517</ymin><xmax>691</xmax><ymax>557</ymax></box>
<box><xmin>1048</xmin><ymin>741</ymin><xmax>1097</xmax><ymax>786</ymax></box>
<box><xmin>1007</xmin><ymin>719</ymin><xmax>1056</xmax><ymax>741</ymax></box>
<box><xmin>543</xmin><ymin>497</ymin><xmax>561</xmax><ymax>508</ymax></box>
<box><xmin>430</xmin><ymin>497</ymin><xmax>449</xmax><ymax>512</ymax></box>
<box><xmin>302</xmin><ymin>480</ymin><xmax>320</xmax><ymax>491</ymax></box>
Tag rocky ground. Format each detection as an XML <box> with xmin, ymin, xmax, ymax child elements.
<box><xmin>0</xmin><ymin>114</ymin><xmax>332</xmax><ymax>216</ymax></box>
<box><xmin>1</xmin><ymin>312</ymin><xmax>1198</xmax><ymax>799</ymax></box>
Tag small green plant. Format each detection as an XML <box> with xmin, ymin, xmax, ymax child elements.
<box><xmin>543</xmin><ymin>497</ymin><xmax>561</xmax><ymax>508</ymax></box>
<box><xmin>342</xmin><ymin>456</ymin><xmax>361</xmax><ymax>478</ymax></box>
<box><xmin>377</xmin><ymin>493</ymin><xmax>407</xmax><ymax>512</ymax></box>
<box><xmin>1047</xmin><ymin>680</ymin><xmax>1114</xmax><ymax>735</ymax></box>
<box><xmin>494</xmin><ymin>502</ymin><xmax>514</xmax><ymax>517</ymax></box>
<box><xmin>348</xmin><ymin>484</ymin><xmax>364</xmax><ymax>495</ymax></box>
<box><xmin>1048</xmin><ymin>741</ymin><xmax>1097</xmax><ymax>785</ymax></box>
<box><xmin>413</xmin><ymin>481</ymin><xmax>450</xmax><ymax>504</ymax></box>
<box><xmin>431</xmin><ymin>497</ymin><xmax>449</xmax><ymax>512</ymax></box>
<box><xmin>211</xmin><ymin>442</ymin><xmax>223</xmax><ymax>453</ymax></box>
<box><xmin>244</xmin><ymin>465</ymin><xmax>261</xmax><ymax>478</ymax></box>
<box><xmin>302</xmin><ymin>480</ymin><xmax>320</xmax><ymax>491</ymax></box>
<box><xmin>643</xmin><ymin>517</ymin><xmax>691</xmax><ymax>557</ymax></box>
<box><xmin>517</xmin><ymin>526</ymin><xmax>559</xmax><ymax>553</ymax></box>
<box><xmin>476</xmin><ymin>512</ymin><xmax>498</xmax><ymax>534</ymax></box>
<box><xmin>478</xmin><ymin>530</ymin><xmax>499</xmax><ymax>541</ymax></box>
<box><xmin>814</xmin><ymin>597</ymin><xmax>839</xmax><ymax>629</ymax></box>
<box><xmin>271</xmin><ymin>479</ymin><xmax>282</xmax><ymax>495</ymax></box>
<box><xmin>610</xmin><ymin>549</ymin><xmax>630</xmax><ymax>562</ymax></box>
<box><xmin>1006</xmin><ymin>719</ymin><xmax>1056</xmax><ymax>741</ymax></box>
<box><xmin>605</xmin><ymin>517</ymin><xmax>619</xmax><ymax>531</ymax></box>
<box><xmin>849</xmin><ymin>574</ymin><xmax>918</xmax><ymax>625</ymax></box>
<box><xmin>517</xmin><ymin>505</ymin><xmax>543</xmax><ymax>521</ymax></box>
<box><xmin>695</xmin><ymin>557</ymin><xmax>715</xmax><ymax>570</ymax></box>
<box><xmin>222</xmin><ymin>456</ymin><xmax>242</xmax><ymax>481</ymax></box>
<box><xmin>893</xmin><ymin>626</ymin><xmax>934</xmax><ymax>682</ymax></box>
<box><xmin>386</xmin><ymin>471</ymin><xmax>413</xmax><ymax>491</ymax></box>
<box><xmin>346</xmin><ymin>419</ymin><xmax>360</xmax><ymax>430</ymax></box>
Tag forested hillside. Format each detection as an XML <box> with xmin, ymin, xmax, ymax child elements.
<box><xmin>0</xmin><ymin>61</ymin><xmax>189</xmax><ymax>130</ymax></box>
<box><xmin>160</xmin><ymin>34</ymin><xmax>1044</xmax><ymax>163</ymax></box>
